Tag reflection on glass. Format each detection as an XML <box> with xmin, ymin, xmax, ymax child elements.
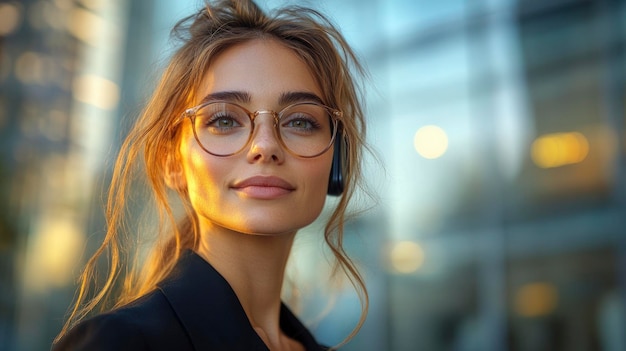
<box><xmin>72</xmin><ymin>74</ymin><xmax>120</xmax><ymax>110</ymax></box>
<box><xmin>530</xmin><ymin>132</ymin><xmax>589</xmax><ymax>168</ymax></box>
<box><xmin>514</xmin><ymin>282</ymin><xmax>559</xmax><ymax>318</ymax></box>
<box><xmin>413</xmin><ymin>125</ymin><xmax>448</xmax><ymax>159</ymax></box>
<box><xmin>389</xmin><ymin>240</ymin><xmax>425</xmax><ymax>274</ymax></box>
<box><xmin>0</xmin><ymin>2</ymin><xmax>22</xmax><ymax>35</ymax></box>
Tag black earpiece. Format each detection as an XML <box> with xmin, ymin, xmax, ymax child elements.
<box><xmin>327</xmin><ymin>134</ymin><xmax>345</xmax><ymax>196</ymax></box>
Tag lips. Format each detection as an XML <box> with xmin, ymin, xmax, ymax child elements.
<box><xmin>232</xmin><ymin>176</ymin><xmax>295</xmax><ymax>189</ymax></box>
<box><xmin>231</xmin><ymin>176</ymin><xmax>295</xmax><ymax>199</ymax></box>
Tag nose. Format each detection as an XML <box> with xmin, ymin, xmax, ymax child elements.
<box><xmin>246</xmin><ymin>113</ymin><xmax>285</xmax><ymax>163</ymax></box>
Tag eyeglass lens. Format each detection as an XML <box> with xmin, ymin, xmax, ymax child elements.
<box><xmin>191</xmin><ymin>102</ymin><xmax>336</xmax><ymax>157</ymax></box>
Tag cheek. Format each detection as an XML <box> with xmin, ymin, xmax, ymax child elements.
<box><xmin>300</xmin><ymin>162</ymin><xmax>333</xmax><ymax>227</ymax></box>
<box><xmin>185</xmin><ymin>154</ymin><xmax>224</xmax><ymax>188</ymax></box>
<box><xmin>179</xmin><ymin>136</ymin><xmax>223</xmax><ymax>202</ymax></box>
<box><xmin>311</xmin><ymin>165</ymin><xmax>331</xmax><ymax>193</ymax></box>
<box><xmin>304</xmin><ymin>154</ymin><xmax>334</xmax><ymax>203</ymax></box>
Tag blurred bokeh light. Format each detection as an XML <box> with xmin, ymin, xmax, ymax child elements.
<box><xmin>414</xmin><ymin>125</ymin><xmax>449</xmax><ymax>159</ymax></box>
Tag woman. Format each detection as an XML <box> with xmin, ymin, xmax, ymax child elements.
<box><xmin>53</xmin><ymin>0</ymin><xmax>368</xmax><ymax>350</ymax></box>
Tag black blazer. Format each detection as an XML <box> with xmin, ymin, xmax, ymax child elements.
<box><xmin>52</xmin><ymin>250</ymin><xmax>327</xmax><ymax>350</ymax></box>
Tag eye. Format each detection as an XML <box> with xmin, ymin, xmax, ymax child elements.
<box><xmin>196</xmin><ymin>111</ymin><xmax>248</xmax><ymax>136</ymax></box>
<box><xmin>286</xmin><ymin>118</ymin><xmax>316</xmax><ymax>130</ymax></box>
<box><xmin>281</xmin><ymin>111</ymin><xmax>324</xmax><ymax>134</ymax></box>
<box><xmin>206</xmin><ymin>113</ymin><xmax>241</xmax><ymax>129</ymax></box>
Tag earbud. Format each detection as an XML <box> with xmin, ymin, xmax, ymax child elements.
<box><xmin>327</xmin><ymin>135</ymin><xmax>345</xmax><ymax>196</ymax></box>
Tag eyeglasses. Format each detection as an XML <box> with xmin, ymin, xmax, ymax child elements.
<box><xmin>177</xmin><ymin>101</ymin><xmax>342</xmax><ymax>158</ymax></box>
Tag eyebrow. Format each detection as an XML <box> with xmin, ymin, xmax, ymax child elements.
<box><xmin>198</xmin><ymin>91</ymin><xmax>251</xmax><ymax>105</ymax></box>
<box><xmin>198</xmin><ymin>91</ymin><xmax>325</xmax><ymax>106</ymax></box>
<box><xmin>278</xmin><ymin>91</ymin><xmax>324</xmax><ymax>106</ymax></box>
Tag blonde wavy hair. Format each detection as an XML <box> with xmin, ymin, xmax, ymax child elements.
<box><xmin>58</xmin><ymin>0</ymin><xmax>369</xmax><ymax>346</ymax></box>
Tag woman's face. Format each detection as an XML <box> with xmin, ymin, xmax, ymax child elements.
<box><xmin>175</xmin><ymin>39</ymin><xmax>333</xmax><ymax>236</ymax></box>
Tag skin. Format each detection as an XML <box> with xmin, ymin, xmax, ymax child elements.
<box><xmin>171</xmin><ymin>38</ymin><xmax>334</xmax><ymax>351</ymax></box>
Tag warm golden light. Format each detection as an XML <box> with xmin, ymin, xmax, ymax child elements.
<box><xmin>414</xmin><ymin>125</ymin><xmax>448</xmax><ymax>159</ymax></box>
<box><xmin>389</xmin><ymin>241</ymin><xmax>425</xmax><ymax>274</ymax></box>
<box><xmin>514</xmin><ymin>282</ymin><xmax>559</xmax><ymax>317</ymax></box>
<box><xmin>531</xmin><ymin>132</ymin><xmax>589</xmax><ymax>168</ymax></box>
<box><xmin>0</xmin><ymin>3</ymin><xmax>21</xmax><ymax>36</ymax></box>
<box><xmin>66</xmin><ymin>7</ymin><xmax>107</xmax><ymax>46</ymax></box>
<box><xmin>72</xmin><ymin>74</ymin><xmax>120</xmax><ymax>110</ymax></box>
<box><xmin>24</xmin><ymin>213</ymin><xmax>85</xmax><ymax>292</ymax></box>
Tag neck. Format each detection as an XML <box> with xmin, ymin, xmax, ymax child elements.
<box><xmin>195</xmin><ymin>224</ymin><xmax>295</xmax><ymax>339</ymax></box>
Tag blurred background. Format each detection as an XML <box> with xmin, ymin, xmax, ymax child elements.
<box><xmin>0</xmin><ymin>0</ymin><xmax>625</xmax><ymax>350</ymax></box>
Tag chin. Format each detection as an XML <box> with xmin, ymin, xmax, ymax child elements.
<box><xmin>235</xmin><ymin>215</ymin><xmax>320</xmax><ymax>236</ymax></box>
<box><xmin>237</xmin><ymin>222</ymin><xmax>309</xmax><ymax>237</ymax></box>
<box><xmin>233</xmin><ymin>203</ymin><xmax>324</xmax><ymax>235</ymax></box>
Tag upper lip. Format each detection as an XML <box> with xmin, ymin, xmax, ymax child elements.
<box><xmin>231</xmin><ymin>176</ymin><xmax>296</xmax><ymax>190</ymax></box>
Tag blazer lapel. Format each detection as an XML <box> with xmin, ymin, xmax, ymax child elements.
<box><xmin>280</xmin><ymin>303</ymin><xmax>326</xmax><ymax>350</ymax></box>
<box><xmin>158</xmin><ymin>251</ymin><xmax>269</xmax><ymax>350</ymax></box>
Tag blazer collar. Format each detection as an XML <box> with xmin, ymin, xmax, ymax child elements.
<box><xmin>157</xmin><ymin>250</ymin><xmax>323</xmax><ymax>350</ymax></box>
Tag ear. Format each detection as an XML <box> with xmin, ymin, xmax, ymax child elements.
<box><xmin>164</xmin><ymin>153</ymin><xmax>186</xmax><ymax>191</ymax></box>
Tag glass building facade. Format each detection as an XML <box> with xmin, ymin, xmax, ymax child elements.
<box><xmin>0</xmin><ymin>0</ymin><xmax>624</xmax><ymax>350</ymax></box>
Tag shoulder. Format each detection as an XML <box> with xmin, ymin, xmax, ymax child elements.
<box><xmin>52</xmin><ymin>290</ymin><xmax>191</xmax><ymax>351</ymax></box>
<box><xmin>52</xmin><ymin>311</ymin><xmax>148</xmax><ymax>351</ymax></box>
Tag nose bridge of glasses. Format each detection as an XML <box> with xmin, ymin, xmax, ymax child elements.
<box><xmin>249</xmin><ymin>110</ymin><xmax>281</xmax><ymax>143</ymax></box>
<box><xmin>250</xmin><ymin>110</ymin><xmax>281</xmax><ymax>139</ymax></box>
<box><xmin>252</xmin><ymin>110</ymin><xmax>279</xmax><ymax>125</ymax></box>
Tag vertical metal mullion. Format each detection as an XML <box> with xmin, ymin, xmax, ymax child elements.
<box><xmin>466</xmin><ymin>0</ymin><xmax>509</xmax><ymax>350</ymax></box>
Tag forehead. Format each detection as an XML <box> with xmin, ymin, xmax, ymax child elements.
<box><xmin>198</xmin><ymin>39</ymin><xmax>322</xmax><ymax>105</ymax></box>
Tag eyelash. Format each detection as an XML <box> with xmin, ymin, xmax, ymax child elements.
<box><xmin>204</xmin><ymin>113</ymin><xmax>242</xmax><ymax>128</ymax></box>
<box><xmin>282</xmin><ymin>116</ymin><xmax>322</xmax><ymax>131</ymax></box>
